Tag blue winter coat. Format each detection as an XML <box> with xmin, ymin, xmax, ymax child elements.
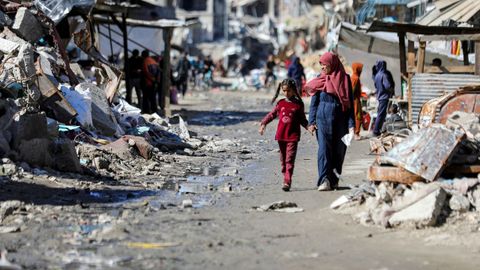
<box><xmin>374</xmin><ymin>60</ymin><xmax>395</xmax><ymax>101</ymax></box>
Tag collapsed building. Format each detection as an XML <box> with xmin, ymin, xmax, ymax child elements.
<box><xmin>0</xmin><ymin>1</ymin><xmax>209</xmax><ymax>178</ymax></box>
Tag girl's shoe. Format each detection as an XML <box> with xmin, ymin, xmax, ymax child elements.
<box><xmin>282</xmin><ymin>184</ymin><xmax>290</xmax><ymax>192</ymax></box>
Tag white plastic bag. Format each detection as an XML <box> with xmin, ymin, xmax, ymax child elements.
<box><xmin>60</xmin><ymin>84</ymin><xmax>93</xmax><ymax>128</ymax></box>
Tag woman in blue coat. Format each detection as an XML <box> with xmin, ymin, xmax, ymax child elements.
<box><xmin>306</xmin><ymin>52</ymin><xmax>354</xmax><ymax>191</ymax></box>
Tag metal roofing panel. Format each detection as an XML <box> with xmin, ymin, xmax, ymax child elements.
<box><xmin>411</xmin><ymin>73</ymin><xmax>480</xmax><ymax>123</ymax></box>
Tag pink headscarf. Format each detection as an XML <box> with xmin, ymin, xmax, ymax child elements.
<box><xmin>305</xmin><ymin>52</ymin><xmax>351</xmax><ymax>111</ymax></box>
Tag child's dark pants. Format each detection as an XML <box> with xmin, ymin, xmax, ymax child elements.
<box><xmin>278</xmin><ymin>141</ymin><xmax>298</xmax><ymax>186</ymax></box>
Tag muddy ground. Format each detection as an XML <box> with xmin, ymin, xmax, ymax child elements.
<box><xmin>0</xmin><ymin>90</ymin><xmax>479</xmax><ymax>269</ymax></box>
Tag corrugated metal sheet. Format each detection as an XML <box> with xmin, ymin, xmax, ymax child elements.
<box><xmin>417</xmin><ymin>0</ymin><xmax>480</xmax><ymax>26</ymax></box>
<box><xmin>411</xmin><ymin>73</ymin><xmax>480</xmax><ymax>123</ymax></box>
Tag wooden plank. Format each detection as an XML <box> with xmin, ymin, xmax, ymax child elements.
<box><xmin>416</xmin><ymin>34</ymin><xmax>480</xmax><ymax>42</ymax></box>
<box><xmin>368</xmin><ymin>163</ymin><xmax>423</xmax><ymax>185</ymax></box>
<box><xmin>423</xmin><ymin>65</ymin><xmax>475</xmax><ymax>73</ymax></box>
<box><xmin>445</xmin><ymin>165</ymin><xmax>480</xmax><ymax>174</ymax></box>
<box><xmin>398</xmin><ymin>32</ymin><xmax>407</xmax><ymax>76</ymax></box>
<box><xmin>368</xmin><ymin>21</ymin><xmax>480</xmax><ymax>35</ymax></box>
<box><xmin>416</xmin><ymin>41</ymin><xmax>426</xmax><ymax>73</ymax></box>
<box><xmin>462</xmin><ymin>40</ymin><xmax>469</xmax><ymax>65</ymax></box>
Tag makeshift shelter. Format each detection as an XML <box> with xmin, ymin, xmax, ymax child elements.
<box><xmin>367</xmin><ymin>20</ymin><xmax>480</xmax><ymax>126</ymax></box>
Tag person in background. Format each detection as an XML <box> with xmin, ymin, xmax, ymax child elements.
<box><xmin>264</xmin><ymin>54</ymin><xmax>276</xmax><ymax>88</ymax></box>
<box><xmin>126</xmin><ymin>49</ymin><xmax>143</xmax><ymax>107</ymax></box>
<box><xmin>204</xmin><ymin>55</ymin><xmax>214</xmax><ymax>79</ymax></box>
<box><xmin>372</xmin><ymin>60</ymin><xmax>395</xmax><ymax>137</ymax></box>
<box><xmin>176</xmin><ymin>52</ymin><xmax>191</xmax><ymax>97</ymax></box>
<box><xmin>350</xmin><ymin>62</ymin><xmax>364</xmax><ymax>140</ymax></box>
<box><xmin>141</xmin><ymin>50</ymin><xmax>159</xmax><ymax>113</ymax></box>
<box><xmin>287</xmin><ymin>56</ymin><xmax>306</xmax><ymax>96</ymax></box>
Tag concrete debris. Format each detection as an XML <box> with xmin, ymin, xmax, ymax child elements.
<box><xmin>181</xmin><ymin>199</ymin><xmax>193</xmax><ymax>208</ymax></box>
<box><xmin>449</xmin><ymin>194</ymin><xmax>471</xmax><ymax>212</ymax></box>
<box><xmin>388</xmin><ymin>187</ymin><xmax>447</xmax><ymax>227</ymax></box>
<box><xmin>0</xmin><ymin>200</ymin><xmax>24</xmax><ymax>223</ymax></box>
<box><xmin>0</xmin><ymin>37</ymin><xmax>19</xmax><ymax>54</ymax></box>
<box><xmin>445</xmin><ymin>112</ymin><xmax>480</xmax><ymax>140</ymax></box>
<box><xmin>468</xmin><ymin>186</ymin><xmax>480</xmax><ymax>211</ymax></box>
<box><xmin>12</xmin><ymin>7</ymin><xmax>44</xmax><ymax>42</ymax></box>
<box><xmin>0</xmin><ymin>11</ymin><xmax>13</xmax><ymax>27</ymax></box>
<box><xmin>77</xmin><ymin>83</ymin><xmax>120</xmax><ymax>136</ymax></box>
<box><xmin>0</xmin><ymin>250</ymin><xmax>22</xmax><ymax>270</ymax></box>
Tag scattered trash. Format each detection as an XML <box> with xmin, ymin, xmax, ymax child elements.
<box><xmin>125</xmin><ymin>242</ymin><xmax>181</xmax><ymax>249</ymax></box>
<box><xmin>253</xmin><ymin>201</ymin><xmax>304</xmax><ymax>213</ymax></box>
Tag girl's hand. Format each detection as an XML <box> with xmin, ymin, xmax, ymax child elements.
<box><xmin>308</xmin><ymin>124</ymin><xmax>317</xmax><ymax>135</ymax></box>
<box><xmin>259</xmin><ymin>124</ymin><xmax>266</xmax><ymax>135</ymax></box>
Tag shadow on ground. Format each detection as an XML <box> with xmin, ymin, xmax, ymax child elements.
<box><xmin>0</xmin><ymin>180</ymin><xmax>155</xmax><ymax>206</ymax></box>
<box><xmin>174</xmin><ymin>109</ymin><xmax>269</xmax><ymax>126</ymax></box>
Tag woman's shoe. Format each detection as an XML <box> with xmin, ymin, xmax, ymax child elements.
<box><xmin>317</xmin><ymin>180</ymin><xmax>331</xmax><ymax>191</ymax></box>
<box><xmin>282</xmin><ymin>184</ymin><xmax>291</xmax><ymax>192</ymax></box>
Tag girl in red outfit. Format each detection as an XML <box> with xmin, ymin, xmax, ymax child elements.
<box><xmin>259</xmin><ymin>79</ymin><xmax>310</xmax><ymax>191</ymax></box>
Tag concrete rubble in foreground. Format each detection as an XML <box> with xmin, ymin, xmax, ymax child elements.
<box><xmin>332</xmin><ymin>111</ymin><xmax>480</xmax><ymax>228</ymax></box>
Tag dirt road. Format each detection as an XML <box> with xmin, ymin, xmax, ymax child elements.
<box><xmin>1</xmin><ymin>90</ymin><xmax>479</xmax><ymax>269</ymax></box>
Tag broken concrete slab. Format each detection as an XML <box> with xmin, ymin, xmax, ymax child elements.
<box><xmin>17</xmin><ymin>138</ymin><xmax>55</xmax><ymax>169</ymax></box>
<box><xmin>11</xmin><ymin>112</ymin><xmax>48</xmax><ymax>148</ymax></box>
<box><xmin>388</xmin><ymin>187</ymin><xmax>447</xmax><ymax>227</ymax></box>
<box><xmin>0</xmin><ymin>11</ymin><xmax>13</xmax><ymax>27</ymax></box>
<box><xmin>101</xmin><ymin>138</ymin><xmax>134</xmax><ymax>160</ymax></box>
<box><xmin>123</xmin><ymin>135</ymin><xmax>154</xmax><ymax>160</ymax></box>
<box><xmin>446</xmin><ymin>111</ymin><xmax>480</xmax><ymax>140</ymax></box>
<box><xmin>12</xmin><ymin>7</ymin><xmax>45</xmax><ymax>42</ymax></box>
<box><xmin>52</xmin><ymin>138</ymin><xmax>82</xmax><ymax>173</ymax></box>
<box><xmin>380</xmin><ymin>125</ymin><xmax>465</xmax><ymax>182</ymax></box>
<box><xmin>0</xmin><ymin>37</ymin><xmax>19</xmax><ymax>54</ymax></box>
<box><xmin>15</xmin><ymin>43</ymin><xmax>36</xmax><ymax>80</ymax></box>
<box><xmin>76</xmin><ymin>83</ymin><xmax>120</xmax><ymax>136</ymax></box>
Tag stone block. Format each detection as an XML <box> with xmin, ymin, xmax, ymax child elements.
<box><xmin>11</xmin><ymin>112</ymin><xmax>48</xmax><ymax>148</ymax></box>
<box><xmin>389</xmin><ymin>188</ymin><xmax>447</xmax><ymax>227</ymax></box>
<box><xmin>12</xmin><ymin>7</ymin><xmax>44</xmax><ymax>42</ymax></box>
<box><xmin>53</xmin><ymin>138</ymin><xmax>82</xmax><ymax>173</ymax></box>
<box><xmin>17</xmin><ymin>138</ymin><xmax>54</xmax><ymax>168</ymax></box>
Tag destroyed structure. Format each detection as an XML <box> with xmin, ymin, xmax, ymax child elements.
<box><xmin>0</xmin><ymin>1</ymin><xmax>233</xmax><ymax>180</ymax></box>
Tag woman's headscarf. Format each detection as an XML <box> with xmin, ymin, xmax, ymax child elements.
<box><xmin>351</xmin><ymin>62</ymin><xmax>363</xmax><ymax>91</ymax></box>
<box><xmin>305</xmin><ymin>52</ymin><xmax>351</xmax><ymax>111</ymax></box>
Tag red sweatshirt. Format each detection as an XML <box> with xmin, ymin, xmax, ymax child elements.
<box><xmin>261</xmin><ymin>98</ymin><xmax>308</xmax><ymax>142</ymax></box>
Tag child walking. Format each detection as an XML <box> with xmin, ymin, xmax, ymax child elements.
<box><xmin>259</xmin><ymin>79</ymin><xmax>309</xmax><ymax>191</ymax></box>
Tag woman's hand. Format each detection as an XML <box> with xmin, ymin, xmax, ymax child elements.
<box><xmin>308</xmin><ymin>124</ymin><xmax>317</xmax><ymax>135</ymax></box>
<box><xmin>259</xmin><ymin>124</ymin><xmax>266</xmax><ymax>135</ymax></box>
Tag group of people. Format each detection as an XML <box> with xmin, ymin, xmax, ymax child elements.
<box><xmin>260</xmin><ymin>52</ymin><xmax>396</xmax><ymax>192</ymax></box>
<box><xmin>126</xmin><ymin>50</ymin><xmax>218</xmax><ymax>113</ymax></box>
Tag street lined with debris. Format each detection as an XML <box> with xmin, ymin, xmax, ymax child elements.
<box><xmin>1</xmin><ymin>91</ymin><xmax>479</xmax><ymax>269</ymax></box>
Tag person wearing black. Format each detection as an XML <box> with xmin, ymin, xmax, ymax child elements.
<box><xmin>264</xmin><ymin>54</ymin><xmax>276</xmax><ymax>87</ymax></box>
<box><xmin>176</xmin><ymin>53</ymin><xmax>191</xmax><ymax>97</ymax></box>
<box><xmin>126</xmin><ymin>49</ymin><xmax>143</xmax><ymax>106</ymax></box>
<box><xmin>204</xmin><ymin>55</ymin><xmax>214</xmax><ymax>78</ymax></box>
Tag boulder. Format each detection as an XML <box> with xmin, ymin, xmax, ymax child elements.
<box><xmin>389</xmin><ymin>188</ymin><xmax>447</xmax><ymax>227</ymax></box>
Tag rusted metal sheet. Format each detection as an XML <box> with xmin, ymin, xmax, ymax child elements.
<box><xmin>411</xmin><ymin>74</ymin><xmax>480</xmax><ymax>124</ymax></box>
<box><xmin>379</xmin><ymin>125</ymin><xmax>466</xmax><ymax>182</ymax></box>
<box><xmin>419</xmin><ymin>86</ymin><xmax>480</xmax><ymax>127</ymax></box>
<box><xmin>368</xmin><ymin>162</ymin><xmax>423</xmax><ymax>185</ymax></box>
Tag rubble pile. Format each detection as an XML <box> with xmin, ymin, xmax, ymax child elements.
<box><xmin>0</xmin><ymin>3</ymin><xmax>217</xmax><ymax>178</ymax></box>
<box><xmin>332</xmin><ymin>112</ymin><xmax>480</xmax><ymax>228</ymax></box>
